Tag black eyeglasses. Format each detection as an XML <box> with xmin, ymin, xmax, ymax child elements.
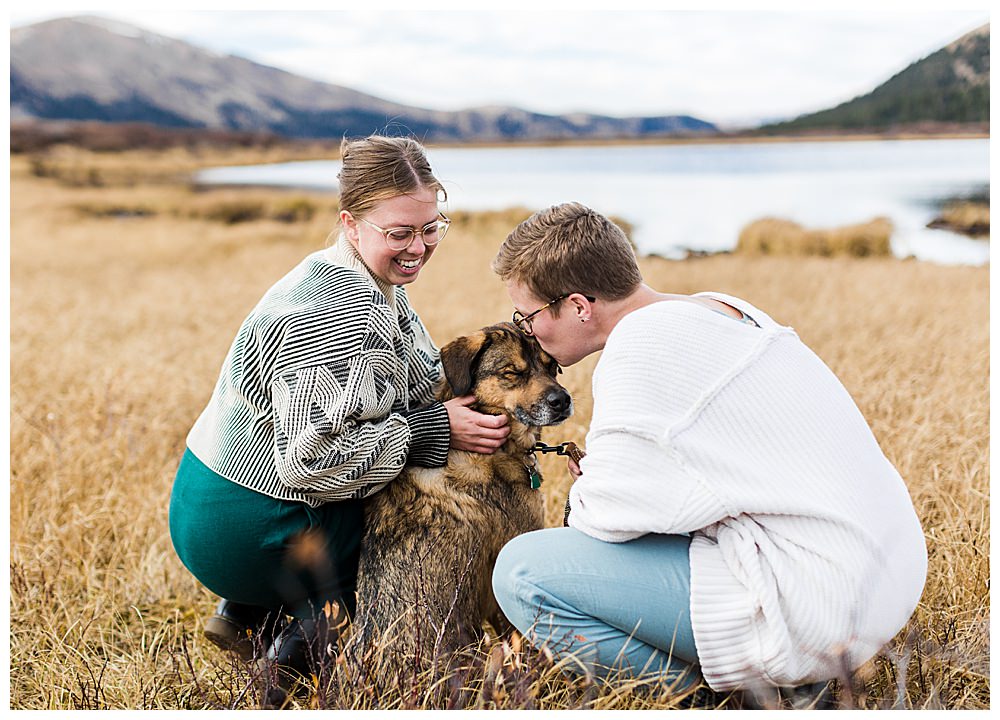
<box><xmin>360</xmin><ymin>212</ymin><xmax>451</xmax><ymax>251</ymax></box>
<box><xmin>512</xmin><ymin>293</ymin><xmax>596</xmax><ymax>336</ymax></box>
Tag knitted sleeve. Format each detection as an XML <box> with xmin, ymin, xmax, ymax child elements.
<box><xmin>568</xmin><ymin>427</ymin><xmax>729</xmax><ymax>542</ymax></box>
<box><xmin>271</xmin><ymin>348</ymin><xmax>412</xmax><ymax>501</ymax></box>
<box><xmin>269</xmin><ymin>298</ymin><xmax>446</xmax><ymax>500</ymax></box>
<box><xmin>568</xmin><ymin>308</ymin><xmax>731</xmax><ymax>541</ymax></box>
<box><xmin>399</xmin><ymin>402</ymin><xmax>450</xmax><ymax>468</ymax></box>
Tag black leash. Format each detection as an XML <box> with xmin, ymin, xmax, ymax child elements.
<box><xmin>531</xmin><ymin>442</ymin><xmax>586</xmax><ymax>525</ymax></box>
<box><xmin>532</xmin><ymin>441</ymin><xmax>585</xmax><ymax>462</ymax></box>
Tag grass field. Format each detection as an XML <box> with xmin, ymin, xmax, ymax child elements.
<box><xmin>8</xmin><ymin>148</ymin><xmax>989</xmax><ymax>709</ymax></box>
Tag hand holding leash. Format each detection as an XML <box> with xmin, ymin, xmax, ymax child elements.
<box><xmin>532</xmin><ymin>442</ymin><xmax>586</xmax><ymax>527</ymax></box>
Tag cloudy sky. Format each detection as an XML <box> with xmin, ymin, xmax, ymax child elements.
<box><xmin>8</xmin><ymin>4</ymin><xmax>990</xmax><ymax>126</ymax></box>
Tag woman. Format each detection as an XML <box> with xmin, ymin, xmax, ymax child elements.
<box><xmin>490</xmin><ymin>202</ymin><xmax>927</xmax><ymax>704</ymax></box>
<box><xmin>169</xmin><ymin>135</ymin><xmax>509</xmax><ymax>692</ymax></box>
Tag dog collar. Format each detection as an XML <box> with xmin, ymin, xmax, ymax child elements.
<box><xmin>523</xmin><ymin>453</ymin><xmax>542</xmax><ymax>490</ymax></box>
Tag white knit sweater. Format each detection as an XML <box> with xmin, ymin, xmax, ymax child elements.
<box><xmin>568</xmin><ymin>293</ymin><xmax>927</xmax><ymax>690</ymax></box>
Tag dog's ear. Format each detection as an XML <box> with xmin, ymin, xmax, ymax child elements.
<box><xmin>533</xmin><ymin>343</ymin><xmax>562</xmax><ymax>377</ymax></box>
<box><xmin>440</xmin><ymin>330</ymin><xmax>490</xmax><ymax>397</ymax></box>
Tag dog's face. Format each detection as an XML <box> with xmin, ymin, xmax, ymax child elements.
<box><xmin>440</xmin><ymin>322</ymin><xmax>572</xmax><ymax>427</ymax></box>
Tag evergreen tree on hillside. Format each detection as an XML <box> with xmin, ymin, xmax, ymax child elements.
<box><xmin>761</xmin><ymin>26</ymin><xmax>989</xmax><ymax>132</ymax></box>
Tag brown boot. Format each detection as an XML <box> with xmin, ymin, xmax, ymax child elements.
<box><xmin>203</xmin><ymin>599</ymin><xmax>286</xmax><ymax>662</ymax></box>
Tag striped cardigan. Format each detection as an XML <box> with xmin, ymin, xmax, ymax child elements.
<box><xmin>186</xmin><ymin>235</ymin><xmax>450</xmax><ymax>506</ymax></box>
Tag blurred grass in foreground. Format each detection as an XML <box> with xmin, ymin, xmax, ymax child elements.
<box><xmin>9</xmin><ymin>149</ymin><xmax>988</xmax><ymax>709</ymax></box>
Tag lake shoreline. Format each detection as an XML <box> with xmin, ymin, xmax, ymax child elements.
<box><xmin>197</xmin><ymin>130</ymin><xmax>992</xmax><ymax>165</ymax></box>
<box><xmin>424</xmin><ymin>129</ymin><xmax>990</xmax><ymax>151</ymax></box>
<box><xmin>11</xmin><ymin>118</ymin><xmax>988</xmax><ymax>164</ymax></box>
<box><xmin>189</xmin><ymin>138</ymin><xmax>990</xmax><ymax>266</ymax></box>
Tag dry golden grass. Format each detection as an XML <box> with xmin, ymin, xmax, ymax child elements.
<box><xmin>9</xmin><ymin>149</ymin><xmax>989</xmax><ymax>709</ymax></box>
<box><xmin>737</xmin><ymin>216</ymin><xmax>894</xmax><ymax>257</ymax></box>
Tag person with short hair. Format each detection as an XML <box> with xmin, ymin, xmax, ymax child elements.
<box><xmin>169</xmin><ymin>135</ymin><xmax>509</xmax><ymax>704</ymax></box>
<box><xmin>490</xmin><ymin>201</ymin><xmax>927</xmax><ymax>703</ymax></box>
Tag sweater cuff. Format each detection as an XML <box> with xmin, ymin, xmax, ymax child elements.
<box><xmin>401</xmin><ymin>402</ymin><xmax>450</xmax><ymax>468</ymax></box>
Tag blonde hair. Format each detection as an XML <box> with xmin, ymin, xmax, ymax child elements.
<box><xmin>338</xmin><ymin>135</ymin><xmax>446</xmax><ymax>219</ymax></box>
<box><xmin>492</xmin><ymin>202</ymin><xmax>641</xmax><ymax>310</ymax></box>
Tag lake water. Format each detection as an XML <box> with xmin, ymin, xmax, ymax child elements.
<box><xmin>196</xmin><ymin>138</ymin><xmax>990</xmax><ymax>265</ymax></box>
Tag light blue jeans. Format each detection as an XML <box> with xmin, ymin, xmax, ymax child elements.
<box><xmin>492</xmin><ymin>527</ymin><xmax>700</xmax><ymax>691</ymax></box>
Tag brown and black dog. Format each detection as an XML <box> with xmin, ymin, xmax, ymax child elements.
<box><xmin>351</xmin><ymin>322</ymin><xmax>572</xmax><ymax>672</ymax></box>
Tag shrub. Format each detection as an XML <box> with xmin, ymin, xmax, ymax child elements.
<box><xmin>198</xmin><ymin>200</ymin><xmax>266</xmax><ymax>225</ymax></box>
<box><xmin>737</xmin><ymin>217</ymin><xmax>893</xmax><ymax>257</ymax></box>
<box><xmin>927</xmin><ymin>202</ymin><xmax>989</xmax><ymax>237</ymax></box>
<box><xmin>272</xmin><ymin>198</ymin><xmax>318</xmax><ymax>224</ymax></box>
<box><xmin>73</xmin><ymin>203</ymin><xmax>156</xmax><ymax>219</ymax></box>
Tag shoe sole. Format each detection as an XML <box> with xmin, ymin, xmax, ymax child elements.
<box><xmin>204</xmin><ymin>615</ymin><xmax>254</xmax><ymax>661</ymax></box>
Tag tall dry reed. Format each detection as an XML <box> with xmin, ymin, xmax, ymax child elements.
<box><xmin>9</xmin><ymin>150</ymin><xmax>989</xmax><ymax>709</ymax></box>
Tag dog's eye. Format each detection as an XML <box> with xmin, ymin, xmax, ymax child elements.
<box><xmin>503</xmin><ymin>368</ymin><xmax>525</xmax><ymax>379</ymax></box>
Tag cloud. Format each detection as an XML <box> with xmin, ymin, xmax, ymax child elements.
<box><xmin>9</xmin><ymin>8</ymin><xmax>990</xmax><ymax>124</ymax></box>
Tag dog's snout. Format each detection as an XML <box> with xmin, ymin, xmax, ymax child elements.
<box><xmin>546</xmin><ymin>389</ymin><xmax>571</xmax><ymax>414</ymax></box>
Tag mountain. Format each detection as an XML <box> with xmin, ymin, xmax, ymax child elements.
<box><xmin>759</xmin><ymin>24</ymin><xmax>989</xmax><ymax>133</ymax></box>
<box><xmin>10</xmin><ymin>16</ymin><xmax>716</xmax><ymax>142</ymax></box>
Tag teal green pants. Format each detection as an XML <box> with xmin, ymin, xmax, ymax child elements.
<box><xmin>169</xmin><ymin>449</ymin><xmax>364</xmax><ymax>619</ymax></box>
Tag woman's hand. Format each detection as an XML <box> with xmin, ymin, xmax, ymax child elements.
<box><xmin>567</xmin><ymin>457</ymin><xmax>582</xmax><ymax>478</ymax></box>
<box><xmin>444</xmin><ymin>395</ymin><xmax>510</xmax><ymax>454</ymax></box>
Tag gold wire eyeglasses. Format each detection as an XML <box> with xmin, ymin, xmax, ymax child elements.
<box><xmin>360</xmin><ymin>212</ymin><xmax>451</xmax><ymax>251</ymax></box>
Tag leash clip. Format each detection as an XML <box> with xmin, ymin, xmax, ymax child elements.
<box><xmin>533</xmin><ymin>441</ymin><xmax>585</xmax><ymax>462</ymax></box>
<box><xmin>533</xmin><ymin>441</ymin><xmax>572</xmax><ymax>456</ymax></box>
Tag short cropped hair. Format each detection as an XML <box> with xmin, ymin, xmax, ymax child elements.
<box><xmin>492</xmin><ymin>202</ymin><xmax>642</xmax><ymax>310</ymax></box>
